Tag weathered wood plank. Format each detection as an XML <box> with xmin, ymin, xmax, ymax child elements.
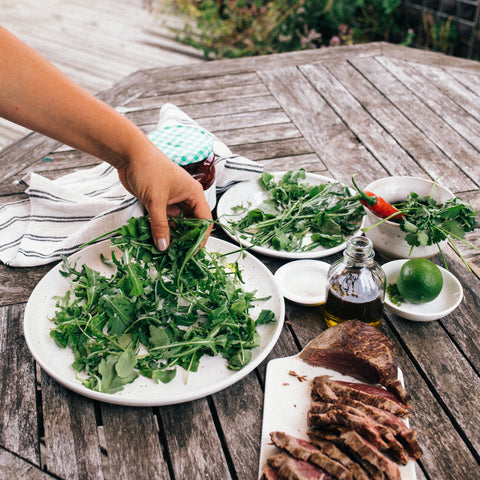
<box><xmin>215</xmin><ymin>123</ymin><xmax>302</xmax><ymax>147</ymax></box>
<box><xmin>41</xmin><ymin>373</ymin><xmax>104</xmax><ymax>480</ymax></box>
<box><xmin>195</xmin><ymin>110</ymin><xmax>291</xmax><ymax>133</ymax></box>
<box><xmin>212</xmin><ymin>374</ymin><xmax>264</xmax><ymax>480</ymax></box>
<box><xmin>453</xmin><ymin>69</ymin><xmax>480</xmax><ymax>96</ymax></box>
<box><xmin>380</xmin><ymin>43</ymin><xmax>480</xmax><ymax>72</ymax></box>
<box><xmin>0</xmin><ymin>446</ymin><xmax>54</xmax><ymax>479</ymax></box>
<box><xmin>99</xmin><ymin>43</ymin><xmax>386</xmax><ymax>106</ymax></box>
<box><xmin>261</xmin><ymin>153</ymin><xmax>327</xmax><ymax>173</ymax></box>
<box><xmin>0</xmin><ymin>135</ymin><xmax>62</xmax><ymax>185</ymax></box>
<box><xmin>0</xmin><ymin>264</ymin><xmax>55</xmax><ymax>307</ymax></box>
<box><xmin>320</xmin><ymin>59</ymin><xmax>476</xmax><ymax>192</ymax></box>
<box><xmin>411</xmin><ymin>62</ymin><xmax>480</xmax><ymax>123</ymax></box>
<box><xmin>0</xmin><ymin>305</ymin><xmax>39</xmax><ymax>464</ymax></box>
<box><xmin>385</xmin><ymin>316</ymin><xmax>480</xmax><ymax>480</ymax></box>
<box><xmin>258</xmin><ymin>66</ymin><xmax>389</xmax><ymax>186</ymax></box>
<box><xmin>350</xmin><ymin>56</ymin><xmax>480</xmax><ymax>194</ymax></box>
<box><xmin>160</xmin><ymin>398</ymin><xmax>232</xmax><ymax>479</ymax></box>
<box><xmin>124</xmin><ymin>93</ymin><xmax>284</xmax><ymax>128</ymax></box>
<box><xmin>301</xmin><ymin>62</ymin><xmax>425</xmax><ymax>177</ymax></box>
<box><xmin>378</xmin><ymin>56</ymin><xmax>480</xmax><ymax>175</ymax></box>
<box><xmin>437</xmin><ymin>249</ymin><xmax>480</xmax><ymax>371</ymax></box>
<box><xmin>237</xmin><ymin>138</ymin><xmax>314</xmax><ymax>162</ymax></box>
<box><xmin>100</xmin><ymin>405</ymin><xmax>170</xmax><ymax>479</ymax></box>
<box><xmin>125</xmin><ymin>83</ymin><xmax>271</xmax><ymax>110</ymax></box>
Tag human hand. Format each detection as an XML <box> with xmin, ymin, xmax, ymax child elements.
<box><xmin>117</xmin><ymin>140</ymin><xmax>213</xmax><ymax>251</ymax></box>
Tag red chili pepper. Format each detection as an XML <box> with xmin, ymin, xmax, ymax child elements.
<box><xmin>351</xmin><ymin>176</ymin><xmax>403</xmax><ymax>221</ymax></box>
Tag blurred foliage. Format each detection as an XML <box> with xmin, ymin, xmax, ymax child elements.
<box><xmin>158</xmin><ymin>0</ymin><xmax>414</xmax><ymax>59</ymax></box>
<box><xmin>421</xmin><ymin>12</ymin><xmax>457</xmax><ymax>54</ymax></box>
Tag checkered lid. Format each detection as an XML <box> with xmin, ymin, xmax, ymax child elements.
<box><xmin>147</xmin><ymin>125</ymin><xmax>213</xmax><ymax>166</ymax></box>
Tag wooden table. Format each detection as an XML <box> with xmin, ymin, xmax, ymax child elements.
<box><xmin>1</xmin><ymin>42</ymin><xmax>479</xmax><ymax>480</ymax></box>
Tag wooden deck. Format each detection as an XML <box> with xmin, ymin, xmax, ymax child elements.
<box><xmin>0</xmin><ymin>0</ymin><xmax>204</xmax><ymax>150</ymax></box>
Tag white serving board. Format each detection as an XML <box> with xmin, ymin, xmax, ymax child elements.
<box><xmin>258</xmin><ymin>354</ymin><xmax>416</xmax><ymax>479</ymax></box>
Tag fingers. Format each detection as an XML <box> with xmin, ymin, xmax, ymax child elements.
<box><xmin>149</xmin><ymin>208</ymin><xmax>171</xmax><ymax>251</ymax></box>
<box><xmin>117</xmin><ymin>143</ymin><xmax>213</xmax><ymax>250</ymax></box>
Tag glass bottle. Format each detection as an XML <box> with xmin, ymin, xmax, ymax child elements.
<box><xmin>323</xmin><ymin>236</ymin><xmax>386</xmax><ymax>328</ymax></box>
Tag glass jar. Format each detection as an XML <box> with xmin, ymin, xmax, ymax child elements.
<box><xmin>323</xmin><ymin>236</ymin><xmax>386</xmax><ymax>328</ymax></box>
<box><xmin>182</xmin><ymin>151</ymin><xmax>216</xmax><ymax>208</ymax></box>
<box><xmin>148</xmin><ymin>124</ymin><xmax>217</xmax><ymax>209</ymax></box>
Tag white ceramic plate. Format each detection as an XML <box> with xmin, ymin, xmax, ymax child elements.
<box><xmin>274</xmin><ymin>260</ymin><xmax>330</xmax><ymax>305</ymax></box>
<box><xmin>383</xmin><ymin>259</ymin><xmax>463</xmax><ymax>322</ymax></box>
<box><xmin>24</xmin><ymin>237</ymin><xmax>285</xmax><ymax>406</ymax></box>
<box><xmin>216</xmin><ymin>171</ymin><xmax>364</xmax><ymax>259</ymax></box>
<box><xmin>258</xmin><ymin>353</ymin><xmax>415</xmax><ymax>480</ymax></box>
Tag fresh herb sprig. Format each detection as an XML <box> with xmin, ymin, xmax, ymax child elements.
<box><xmin>362</xmin><ymin>189</ymin><xmax>478</xmax><ymax>270</ymax></box>
<box><xmin>223</xmin><ymin>170</ymin><xmax>365</xmax><ymax>252</ymax></box>
<box><xmin>50</xmin><ymin>216</ymin><xmax>276</xmax><ymax>394</ymax></box>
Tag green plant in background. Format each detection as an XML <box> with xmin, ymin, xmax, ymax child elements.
<box><xmin>421</xmin><ymin>12</ymin><xmax>457</xmax><ymax>53</ymax></box>
<box><xmin>158</xmin><ymin>0</ymin><xmax>413</xmax><ymax>59</ymax></box>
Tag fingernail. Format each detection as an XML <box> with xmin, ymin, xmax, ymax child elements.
<box><xmin>156</xmin><ymin>238</ymin><xmax>169</xmax><ymax>251</ymax></box>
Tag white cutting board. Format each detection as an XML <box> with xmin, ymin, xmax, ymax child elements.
<box><xmin>258</xmin><ymin>353</ymin><xmax>416</xmax><ymax>480</ymax></box>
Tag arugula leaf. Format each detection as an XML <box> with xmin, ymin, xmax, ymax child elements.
<box><xmin>50</xmin><ymin>215</ymin><xmax>277</xmax><ymax>393</ymax></box>
<box><xmin>225</xmin><ymin>169</ymin><xmax>365</xmax><ymax>252</ymax></box>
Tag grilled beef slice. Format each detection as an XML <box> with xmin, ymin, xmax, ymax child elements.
<box><xmin>330</xmin><ymin>397</ymin><xmax>422</xmax><ymax>460</ymax></box>
<box><xmin>299</xmin><ymin>320</ymin><xmax>410</xmax><ymax>405</ymax></box>
<box><xmin>308</xmin><ymin>428</ymin><xmax>401</xmax><ymax>480</ymax></box>
<box><xmin>267</xmin><ymin>452</ymin><xmax>337</xmax><ymax>480</ymax></box>
<box><xmin>301</xmin><ymin>435</ymin><xmax>371</xmax><ymax>480</ymax></box>
<box><xmin>311</xmin><ymin>376</ymin><xmax>410</xmax><ymax>418</ymax></box>
<box><xmin>270</xmin><ymin>431</ymin><xmax>354</xmax><ymax>480</ymax></box>
<box><xmin>261</xmin><ymin>463</ymin><xmax>284</xmax><ymax>480</ymax></box>
<box><xmin>308</xmin><ymin>403</ymin><xmax>410</xmax><ymax>464</ymax></box>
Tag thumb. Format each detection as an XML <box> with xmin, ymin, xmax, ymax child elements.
<box><xmin>149</xmin><ymin>208</ymin><xmax>170</xmax><ymax>251</ymax></box>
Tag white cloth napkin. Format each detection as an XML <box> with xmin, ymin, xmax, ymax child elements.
<box><xmin>0</xmin><ymin>103</ymin><xmax>263</xmax><ymax>267</ymax></box>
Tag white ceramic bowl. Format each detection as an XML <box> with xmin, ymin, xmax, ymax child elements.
<box><xmin>362</xmin><ymin>176</ymin><xmax>454</xmax><ymax>259</ymax></box>
<box><xmin>383</xmin><ymin>259</ymin><xmax>463</xmax><ymax>322</ymax></box>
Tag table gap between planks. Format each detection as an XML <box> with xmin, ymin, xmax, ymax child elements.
<box><xmin>1</xmin><ymin>42</ymin><xmax>479</xmax><ymax>480</ymax></box>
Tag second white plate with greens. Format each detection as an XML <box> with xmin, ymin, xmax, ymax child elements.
<box><xmin>216</xmin><ymin>171</ymin><xmax>364</xmax><ymax>259</ymax></box>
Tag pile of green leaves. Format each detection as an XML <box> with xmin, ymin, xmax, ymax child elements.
<box><xmin>224</xmin><ymin>170</ymin><xmax>365</xmax><ymax>252</ymax></box>
<box><xmin>50</xmin><ymin>216</ymin><xmax>276</xmax><ymax>394</ymax></box>
<box><xmin>363</xmin><ymin>191</ymin><xmax>478</xmax><ymax>270</ymax></box>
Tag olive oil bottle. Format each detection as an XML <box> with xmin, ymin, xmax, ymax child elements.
<box><xmin>324</xmin><ymin>236</ymin><xmax>386</xmax><ymax>328</ymax></box>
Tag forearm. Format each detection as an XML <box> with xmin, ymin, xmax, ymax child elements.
<box><xmin>0</xmin><ymin>26</ymin><xmax>141</xmax><ymax>168</ymax></box>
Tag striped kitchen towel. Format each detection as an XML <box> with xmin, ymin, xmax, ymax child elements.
<box><xmin>0</xmin><ymin>103</ymin><xmax>263</xmax><ymax>267</ymax></box>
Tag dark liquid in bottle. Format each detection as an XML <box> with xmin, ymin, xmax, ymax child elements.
<box><xmin>323</xmin><ymin>272</ymin><xmax>384</xmax><ymax>328</ymax></box>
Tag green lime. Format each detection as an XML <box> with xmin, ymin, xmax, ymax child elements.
<box><xmin>397</xmin><ymin>258</ymin><xmax>443</xmax><ymax>304</ymax></box>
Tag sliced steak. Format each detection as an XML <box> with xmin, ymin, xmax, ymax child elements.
<box><xmin>311</xmin><ymin>376</ymin><xmax>410</xmax><ymax>418</ymax></box>
<box><xmin>307</xmin><ymin>436</ymin><xmax>371</xmax><ymax>480</ymax></box>
<box><xmin>270</xmin><ymin>431</ymin><xmax>354</xmax><ymax>480</ymax></box>
<box><xmin>299</xmin><ymin>320</ymin><xmax>410</xmax><ymax>405</ymax></box>
<box><xmin>308</xmin><ymin>428</ymin><xmax>401</xmax><ymax>480</ymax></box>
<box><xmin>261</xmin><ymin>462</ymin><xmax>284</xmax><ymax>480</ymax></box>
<box><xmin>309</xmin><ymin>402</ymin><xmax>410</xmax><ymax>464</ymax></box>
<box><xmin>332</xmin><ymin>397</ymin><xmax>422</xmax><ymax>460</ymax></box>
<box><xmin>308</xmin><ymin>407</ymin><xmax>389</xmax><ymax>453</ymax></box>
<box><xmin>267</xmin><ymin>452</ymin><xmax>337</xmax><ymax>480</ymax></box>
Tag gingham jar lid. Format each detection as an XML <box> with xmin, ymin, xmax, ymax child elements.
<box><xmin>147</xmin><ymin>125</ymin><xmax>213</xmax><ymax>166</ymax></box>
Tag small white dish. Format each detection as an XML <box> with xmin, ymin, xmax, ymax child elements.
<box><xmin>383</xmin><ymin>259</ymin><xmax>463</xmax><ymax>322</ymax></box>
<box><xmin>274</xmin><ymin>260</ymin><xmax>330</xmax><ymax>305</ymax></box>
